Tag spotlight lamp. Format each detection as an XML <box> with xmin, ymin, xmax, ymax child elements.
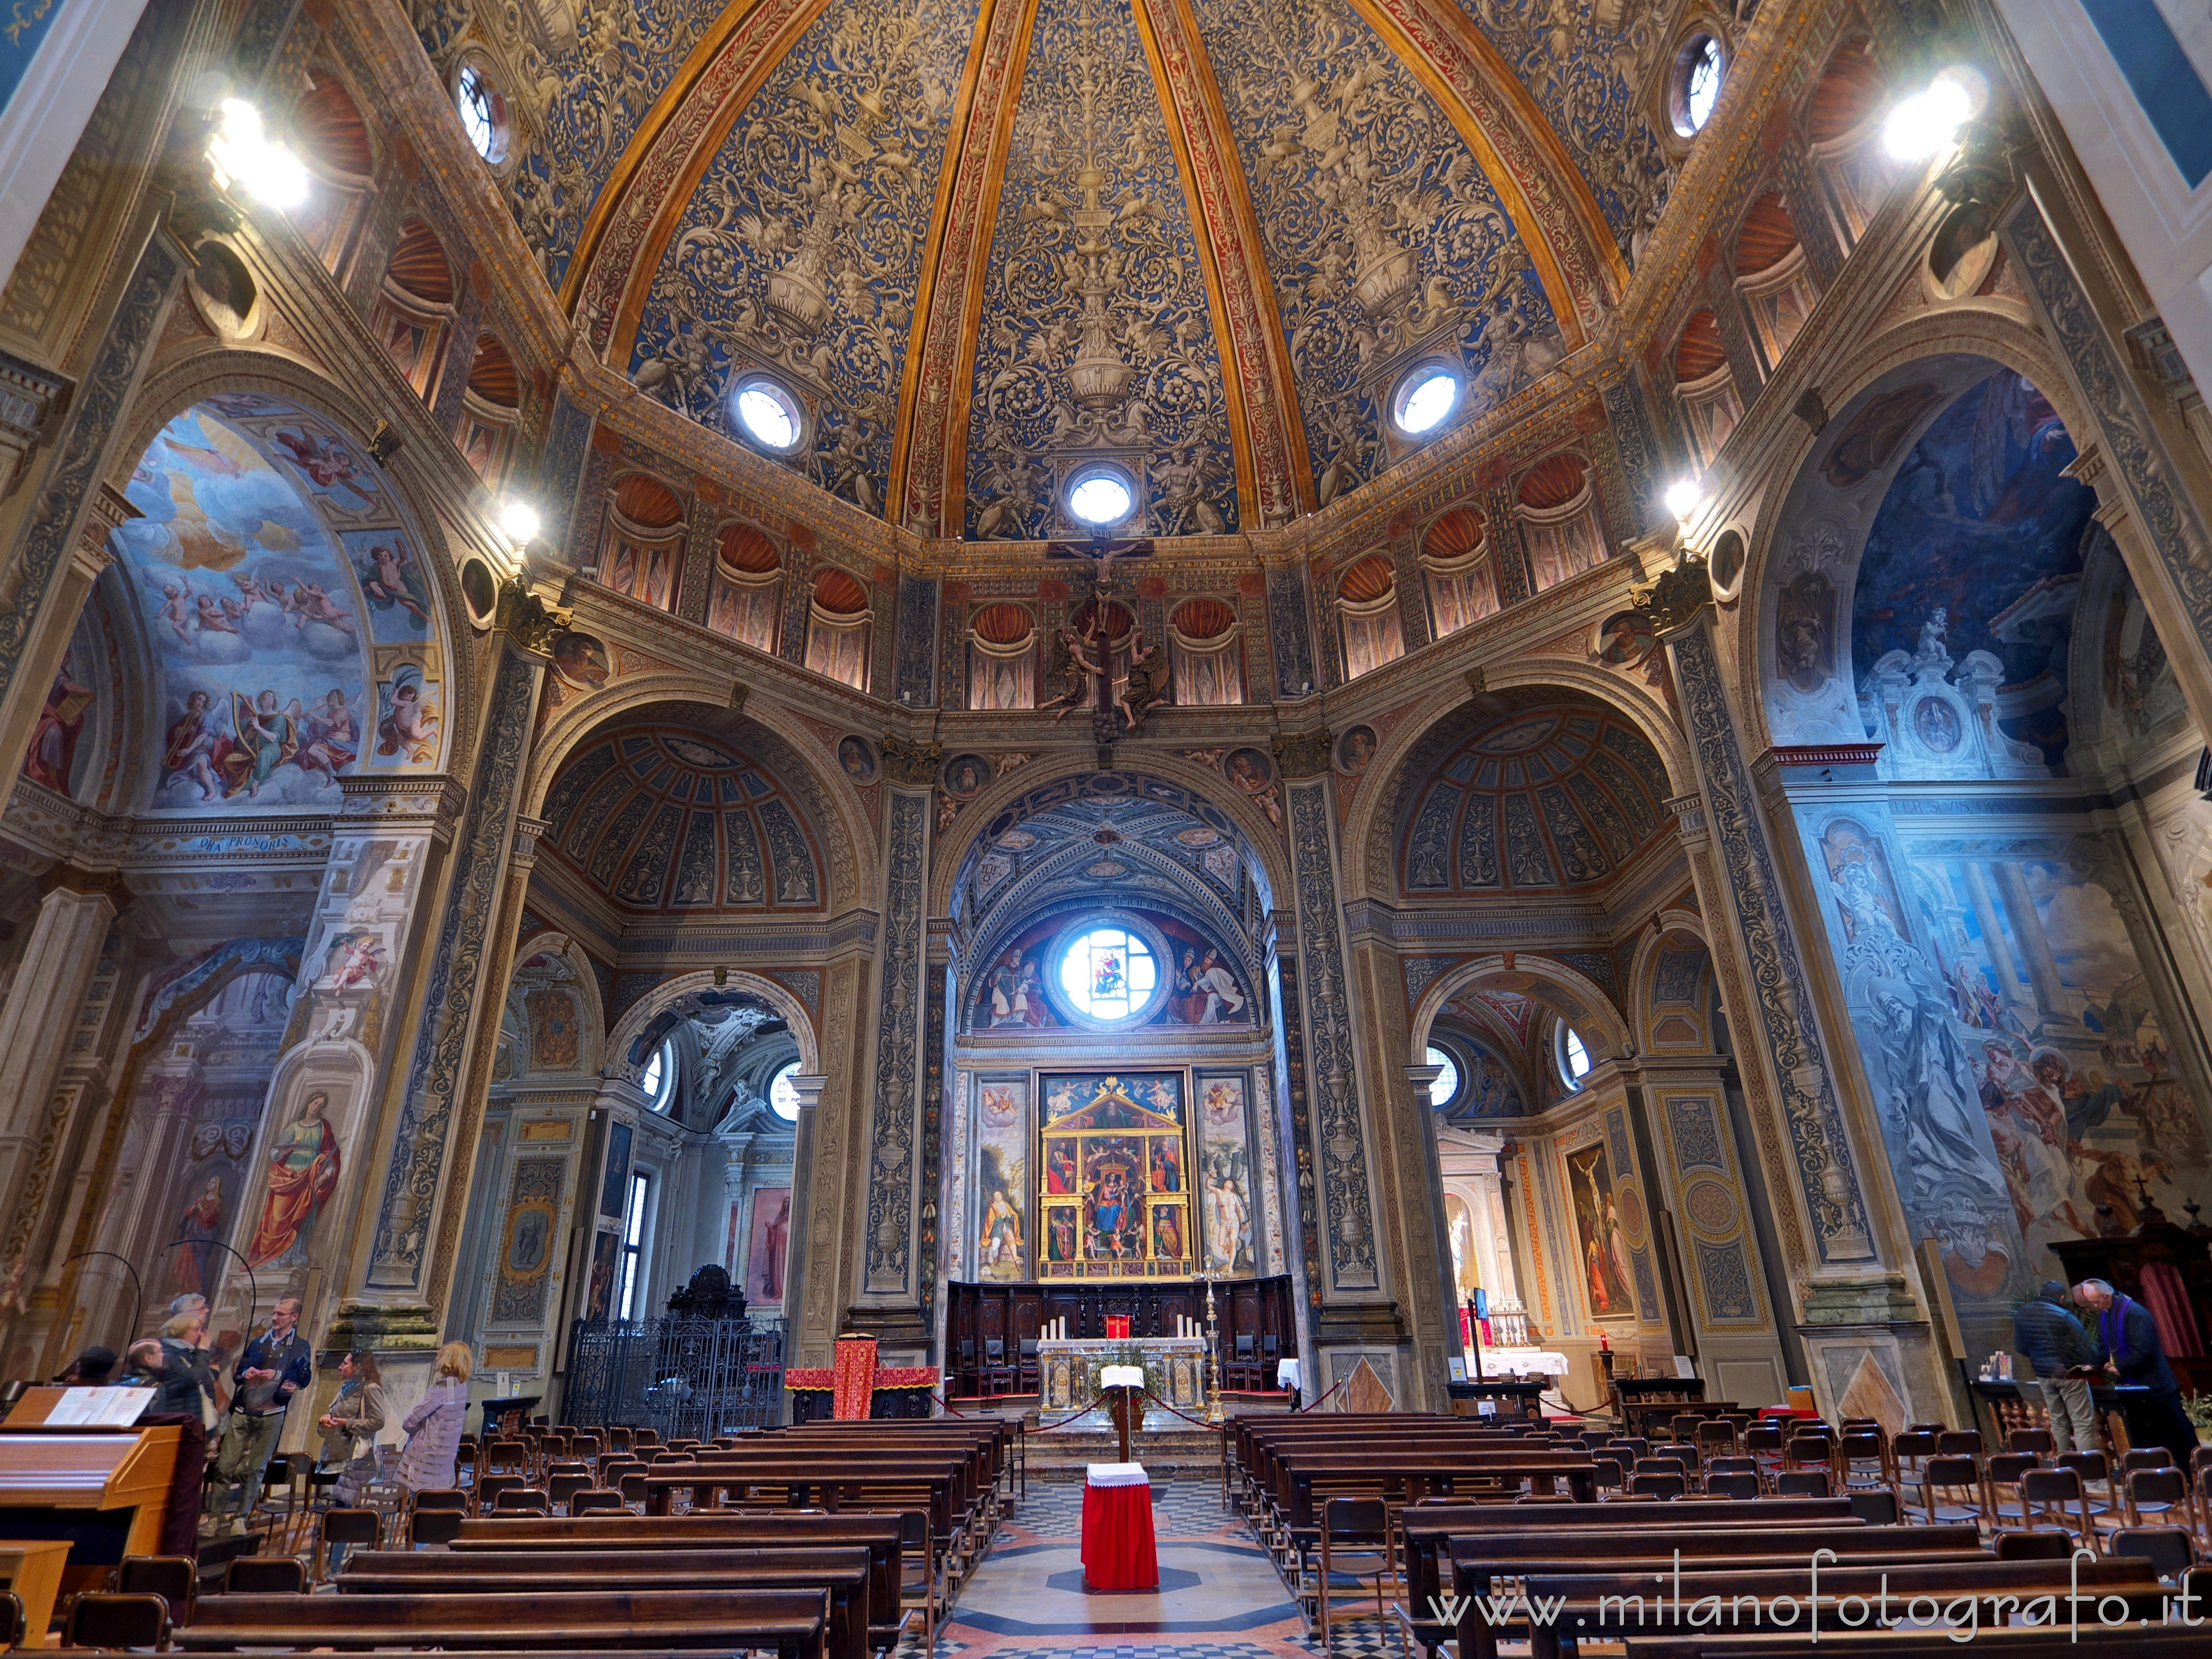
<box><xmin>498</xmin><ymin>498</ymin><xmax>541</xmax><ymax>547</ymax></box>
<box><xmin>1663</xmin><ymin>479</ymin><xmax>1703</xmax><ymax>522</ymax></box>
<box><xmin>206</xmin><ymin>99</ymin><xmax>309</xmax><ymax>208</ymax></box>
<box><xmin>1882</xmin><ymin>67</ymin><xmax>1985</xmax><ymax>163</ymax></box>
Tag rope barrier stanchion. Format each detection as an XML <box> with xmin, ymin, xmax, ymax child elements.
<box><xmin>1293</xmin><ymin>1375</ymin><xmax>1349</xmax><ymax>1414</ymax></box>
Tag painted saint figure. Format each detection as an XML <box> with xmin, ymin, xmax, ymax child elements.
<box><xmin>174</xmin><ymin>1176</ymin><xmax>226</xmax><ymax>1297</ymax></box>
<box><xmin>225</xmin><ymin>689</ymin><xmax>296</xmax><ymax>800</ymax></box>
<box><xmin>246</xmin><ymin>1092</ymin><xmax>342</xmax><ymax>1268</ymax></box>
<box><xmin>980</xmin><ymin>1187</ymin><xmax>1023</xmax><ymax>1270</ymax></box>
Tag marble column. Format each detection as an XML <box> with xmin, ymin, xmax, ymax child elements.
<box><xmin>0</xmin><ymin>874</ymin><xmax>121</xmax><ymax>1334</ymax></box>
<box><xmin>1659</xmin><ymin>603</ymin><xmax>1880</xmax><ymax>1271</ymax></box>
<box><xmin>777</xmin><ymin>1070</ymin><xmax>830</xmax><ymax>1375</ymax></box>
<box><xmin>850</xmin><ymin>737</ymin><xmax>935</xmax><ymax>1349</ymax></box>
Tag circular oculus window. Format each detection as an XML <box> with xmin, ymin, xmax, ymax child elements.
<box><xmin>457</xmin><ymin>62</ymin><xmax>510</xmax><ymax>163</ymax></box>
<box><xmin>732</xmin><ymin>375</ymin><xmax>806</xmax><ymax>456</ymax></box>
<box><xmin>1392</xmin><ymin>363</ymin><xmax>1462</xmax><ymax>436</ymax></box>
<box><xmin>1425</xmin><ymin>1044</ymin><xmax>1461</xmax><ymax>1109</ymax></box>
<box><xmin>1045</xmin><ymin>914</ymin><xmax>1174</xmax><ymax>1029</ymax></box>
<box><xmin>1066</xmin><ymin>465</ymin><xmax>1135</xmax><ymax>527</ymax></box>
<box><xmin>1671</xmin><ymin>35</ymin><xmax>1724</xmax><ymax>136</ymax></box>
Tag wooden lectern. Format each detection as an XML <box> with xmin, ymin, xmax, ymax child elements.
<box><xmin>0</xmin><ymin>1388</ymin><xmax>181</xmax><ymax>1618</ymax></box>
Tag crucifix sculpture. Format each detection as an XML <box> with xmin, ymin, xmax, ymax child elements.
<box><xmin>1040</xmin><ymin>549</ymin><xmax>1167</xmax><ymax>761</ymax></box>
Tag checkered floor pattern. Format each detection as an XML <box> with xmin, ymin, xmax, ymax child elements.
<box><xmin>909</xmin><ymin>1475</ymin><xmax>1390</xmax><ymax>1659</ymax></box>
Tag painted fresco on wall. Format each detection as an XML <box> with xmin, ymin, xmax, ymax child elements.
<box><xmin>746</xmin><ymin>1186</ymin><xmax>791</xmax><ymax>1305</ymax></box>
<box><xmin>1459</xmin><ymin>1043</ymin><xmax>1526</xmax><ymax>1118</ymax></box>
<box><xmin>21</xmin><ymin>650</ymin><xmax>95</xmax><ymax>796</ymax></box>
<box><xmin>585</xmin><ymin>1228</ymin><xmax>619</xmax><ymax>1321</ymax></box>
<box><xmin>245</xmin><ymin>1090</ymin><xmax>343</xmax><ymax>1269</ymax></box>
<box><xmin>1189</xmin><ymin>0</ymin><xmax>1564</xmax><ymax>503</ymax></box>
<box><xmin>1849</xmin><ymin>371</ymin><xmax>2099</xmax><ymax>768</ymax></box>
<box><xmin>1197</xmin><ymin>1073</ymin><xmax>1255</xmax><ymax>1273</ymax></box>
<box><xmin>600</xmin><ymin>1121</ymin><xmax>633</xmax><ymax>1217</ymax></box>
<box><xmin>1907</xmin><ymin>845</ymin><xmax>2210</xmax><ymax>1266</ymax></box>
<box><xmin>111</xmin><ymin>400</ymin><xmax>446</xmax><ymax>810</ymax></box>
<box><xmin>976</xmin><ymin>1079</ymin><xmax>1030</xmax><ymax>1282</ymax></box>
<box><xmin>490</xmin><ymin>1158</ymin><xmax>565</xmax><ymax>1325</ymax></box>
<box><xmin>1564</xmin><ymin>1140</ymin><xmax>1634</xmax><ymax>1320</ymax></box>
<box><xmin>1037</xmin><ymin>1071</ymin><xmax>1192</xmax><ymax>1278</ymax></box>
<box><xmin>2101</xmin><ymin>566</ymin><xmax>2186</xmax><ymax>746</ymax></box>
<box><xmin>972</xmin><ymin>907</ymin><xmax>1253</xmax><ymax>1029</ymax></box>
<box><xmin>108</xmin><ymin>967</ymin><xmax>297</xmax><ymax>1316</ymax></box>
<box><xmin>627</xmin><ymin>0</ymin><xmax>984</xmax><ymax>520</ymax></box>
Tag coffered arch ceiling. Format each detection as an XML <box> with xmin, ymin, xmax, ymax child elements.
<box><xmin>420</xmin><ymin>0</ymin><xmax>1680</xmax><ymax>532</ymax></box>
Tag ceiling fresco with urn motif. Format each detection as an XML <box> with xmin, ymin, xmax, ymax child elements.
<box><xmin>411</xmin><ymin>0</ymin><xmax>1711</xmax><ymax>530</ymax></box>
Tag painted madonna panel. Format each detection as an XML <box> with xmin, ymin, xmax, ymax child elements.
<box><xmin>1036</xmin><ymin>1072</ymin><xmax>1192</xmax><ymax>1279</ymax></box>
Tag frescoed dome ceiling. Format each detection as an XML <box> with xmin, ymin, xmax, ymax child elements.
<box><xmin>538</xmin><ymin>720</ymin><xmax>828</xmax><ymax>914</ymax></box>
<box><xmin>416</xmin><ymin>0</ymin><xmax>1690</xmax><ymax>534</ymax></box>
<box><xmin>1396</xmin><ymin>692</ymin><xmax>1673</xmax><ymax>894</ymax></box>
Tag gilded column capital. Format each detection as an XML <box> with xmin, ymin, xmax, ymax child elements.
<box><xmin>1272</xmin><ymin>728</ymin><xmax>1332</xmax><ymax>781</ymax></box>
<box><xmin>495</xmin><ymin>578</ymin><xmax>573</xmax><ymax>655</ymax></box>
<box><xmin>880</xmin><ymin>734</ymin><xmax>943</xmax><ymax>787</ymax></box>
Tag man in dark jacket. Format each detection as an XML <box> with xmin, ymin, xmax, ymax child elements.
<box><xmin>2077</xmin><ymin>1278</ymin><xmax>2200</xmax><ymax>1465</ymax></box>
<box><xmin>205</xmin><ymin>1296</ymin><xmax>310</xmax><ymax>1535</ymax></box>
<box><xmin>2013</xmin><ymin>1280</ymin><xmax>2097</xmax><ymax>1452</ymax></box>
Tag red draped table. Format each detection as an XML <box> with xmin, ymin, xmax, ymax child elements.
<box><xmin>1080</xmin><ymin>1462</ymin><xmax>1158</xmax><ymax>1591</ymax></box>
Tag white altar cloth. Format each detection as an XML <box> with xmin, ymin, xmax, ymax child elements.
<box><xmin>1473</xmin><ymin>1348</ymin><xmax>1570</xmax><ymax>1378</ymax></box>
<box><xmin>1038</xmin><ymin>1336</ymin><xmax>1209</xmax><ymax>1411</ymax></box>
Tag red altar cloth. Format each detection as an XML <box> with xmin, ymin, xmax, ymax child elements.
<box><xmin>1080</xmin><ymin>1463</ymin><xmax>1157</xmax><ymax>1591</ymax></box>
<box><xmin>833</xmin><ymin>1335</ymin><xmax>878</xmax><ymax>1419</ymax></box>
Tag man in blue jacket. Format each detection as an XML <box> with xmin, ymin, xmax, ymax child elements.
<box><xmin>205</xmin><ymin>1296</ymin><xmax>311</xmax><ymax>1535</ymax></box>
<box><xmin>2076</xmin><ymin>1278</ymin><xmax>2200</xmax><ymax>1465</ymax></box>
<box><xmin>2012</xmin><ymin>1280</ymin><xmax>2097</xmax><ymax>1452</ymax></box>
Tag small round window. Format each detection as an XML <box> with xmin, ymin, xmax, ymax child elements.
<box><xmin>732</xmin><ymin>375</ymin><xmax>806</xmax><ymax>455</ymax></box>
<box><xmin>1559</xmin><ymin>1026</ymin><xmax>1593</xmax><ymax>1090</ymax></box>
<box><xmin>1393</xmin><ymin>363</ymin><xmax>1462</xmax><ymax>436</ymax></box>
<box><xmin>768</xmin><ymin>1060</ymin><xmax>801</xmax><ymax>1121</ymax></box>
<box><xmin>1067</xmin><ymin>465</ymin><xmax>1135</xmax><ymax>528</ymax></box>
<box><xmin>457</xmin><ymin>62</ymin><xmax>510</xmax><ymax>163</ymax></box>
<box><xmin>1425</xmin><ymin>1044</ymin><xmax>1460</xmax><ymax>1109</ymax></box>
<box><xmin>1057</xmin><ymin>924</ymin><xmax>1158</xmax><ymax>1022</ymax></box>
<box><xmin>1671</xmin><ymin>35</ymin><xmax>1723</xmax><ymax>137</ymax></box>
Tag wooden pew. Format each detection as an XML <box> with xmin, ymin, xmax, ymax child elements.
<box><xmin>336</xmin><ymin>1548</ymin><xmax>875</xmax><ymax>1659</ymax></box>
<box><xmin>173</xmin><ymin>1588</ymin><xmax>829</xmax><ymax>1655</ymax></box>
<box><xmin>1448</xmin><ymin>1526</ymin><xmax>1986</xmax><ymax>1659</ymax></box>
<box><xmin>1511</xmin><ymin>1558</ymin><xmax>2164</xmax><ymax>1659</ymax></box>
<box><xmin>1275</xmin><ymin>1450</ymin><xmax>1600</xmax><ymax>1531</ymax></box>
<box><xmin>1395</xmin><ymin>1497</ymin><xmax>1859</xmax><ymax>1618</ymax></box>
<box><xmin>447</xmin><ymin>1514</ymin><xmax>906</xmax><ymax>1633</ymax></box>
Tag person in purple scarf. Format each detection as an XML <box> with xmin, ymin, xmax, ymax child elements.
<box><xmin>2075</xmin><ymin>1278</ymin><xmax>2200</xmax><ymax>1465</ymax></box>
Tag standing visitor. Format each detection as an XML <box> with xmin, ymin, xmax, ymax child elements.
<box><xmin>206</xmin><ymin>1297</ymin><xmax>310</xmax><ymax>1535</ymax></box>
<box><xmin>2075</xmin><ymin>1278</ymin><xmax>2200</xmax><ymax>1465</ymax></box>
<box><xmin>397</xmin><ymin>1342</ymin><xmax>472</xmax><ymax>1493</ymax></box>
<box><xmin>2013</xmin><ymin>1279</ymin><xmax>2099</xmax><ymax>1452</ymax></box>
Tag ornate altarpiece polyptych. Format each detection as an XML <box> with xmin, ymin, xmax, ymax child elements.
<box><xmin>1037</xmin><ymin>1071</ymin><xmax>1193</xmax><ymax>1278</ymax></box>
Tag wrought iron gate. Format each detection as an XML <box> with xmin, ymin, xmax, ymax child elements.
<box><xmin>563</xmin><ymin>1315</ymin><xmax>786</xmax><ymax>1437</ymax></box>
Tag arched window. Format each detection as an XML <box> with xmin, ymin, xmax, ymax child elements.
<box><xmin>707</xmin><ymin>524</ymin><xmax>782</xmax><ymax>652</ymax></box>
<box><xmin>460</xmin><ymin>331</ymin><xmax>520</xmax><ymax>489</ymax></box>
<box><xmin>1425</xmin><ymin>1043</ymin><xmax>1461</xmax><ymax>1109</ymax></box>
<box><xmin>1168</xmin><ymin>597</ymin><xmax>1242</xmax><ymax>705</ymax></box>
<box><xmin>1672</xmin><ymin>313</ymin><xmax>1741</xmax><ymax>468</ymax></box>
<box><xmin>639</xmin><ymin>1041</ymin><xmax>672</xmax><ymax>1112</ymax></box>
<box><xmin>599</xmin><ymin>474</ymin><xmax>687</xmax><ymax>612</ymax></box>
<box><xmin>806</xmin><ymin>569</ymin><xmax>872</xmax><ymax>691</ymax></box>
<box><xmin>768</xmin><ymin>1060</ymin><xmax>801</xmax><ymax>1121</ymax></box>
<box><xmin>1420</xmin><ymin>507</ymin><xmax>1497</xmax><ymax>639</ymax></box>
<box><xmin>290</xmin><ymin>70</ymin><xmax>373</xmax><ymax>272</ymax></box>
<box><xmin>1558</xmin><ymin>1026</ymin><xmax>1592</xmax><ymax>1091</ymax></box>
<box><xmin>1057</xmin><ymin>924</ymin><xmax>1159</xmax><ymax>1022</ymax></box>
<box><xmin>1516</xmin><ymin>455</ymin><xmax>1609</xmax><ymax>592</ymax></box>
<box><xmin>1336</xmin><ymin>554</ymin><xmax>1404</xmax><ymax>680</ymax></box>
<box><xmin>372</xmin><ymin>219</ymin><xmax>455</xmax><ymax>401</ymax></box>
<box><xmin>968</xmin><ymin>603</ymin><xmax>1037</xmax><ymax>710</ymax></box>
<box><xmin>1734</xmin><ymin>194</ymin><xmax>1817</xmax><ymax>373</ymax></box>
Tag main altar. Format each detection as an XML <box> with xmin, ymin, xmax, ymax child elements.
<box><xmin>1038</xmin><ymin>1336</ymin><xmax>1209</xmax><ymax>1412</ymax></box>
